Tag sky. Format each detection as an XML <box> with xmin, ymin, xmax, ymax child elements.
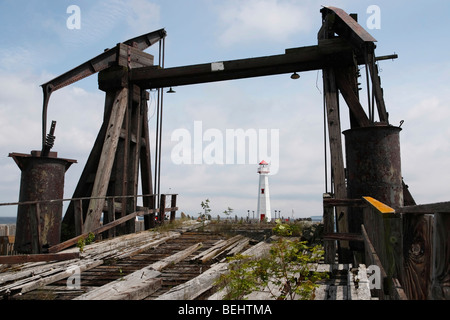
<box><xmin>0</xmin><ymin>0</ymin><xmax>449</xmax><ymax>219</ymax></box>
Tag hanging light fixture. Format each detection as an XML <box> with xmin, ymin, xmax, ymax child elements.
<box><xmin>167</xmin><ymin>87</ymin><xmax>176</xmax><ymax>93</ymax></box>
<box><xmin>290</xmin><ymin>72</ymin><xmax>300</xmax><ymax>80</ymax></box>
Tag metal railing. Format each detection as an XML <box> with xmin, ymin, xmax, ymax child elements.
<box><xmin>0</xmin><ymin>193</ymin><xmax>178</xmax><ymax>255</ymax></box>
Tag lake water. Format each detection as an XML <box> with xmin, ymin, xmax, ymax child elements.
<box><xmin>0</xmin><ymin>217</ymin><xmax>16</xmax><ymax>224</ymax></box>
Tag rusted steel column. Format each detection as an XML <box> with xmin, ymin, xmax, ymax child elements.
<box><xmin>9</xmin><ymin>152</ymin><xmax>76</xmax><ymax>254</ymax></box>
<box><xmin>344</xmin><ymin>126</ymin><xmax>403</xmax><ymax>236</ymax></box>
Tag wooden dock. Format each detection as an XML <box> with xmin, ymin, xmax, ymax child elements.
<box><xmin>0</xmin><ymin>220</ymin><xmax>375</xmax><ymax>301</ymax></box>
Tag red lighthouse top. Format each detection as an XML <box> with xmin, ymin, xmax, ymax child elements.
<box><xmin>258</xmin><ymin>160</ymin><xmax>270</xmax><ymax>174</ymax></box>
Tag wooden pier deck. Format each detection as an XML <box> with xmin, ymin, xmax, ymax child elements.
<box><xmin>0</xmin><ymin>220</ymin><xmax>375</xmax><ymax>301</ymax></box>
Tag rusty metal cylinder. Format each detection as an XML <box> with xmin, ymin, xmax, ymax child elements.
<box><xmin>10</xmin><ymin>152</ymin><xmax>76</xmax><ymax>254</ymax></box>
<box><xmin>343</xmin><ymin>125</ymin><xmax>403</xmax><ymax>233</ymax></box>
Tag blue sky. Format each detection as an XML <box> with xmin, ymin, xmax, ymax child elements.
<box><xmin>0</xmin><ymin>0</ymin><xmax>449</xmax><ymax>219</ymax></box>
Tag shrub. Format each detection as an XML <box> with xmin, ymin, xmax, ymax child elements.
<box><xmin>215</xmin><ymin>238</ymin><xmax>328</xmax><ymax>300</ymax></box>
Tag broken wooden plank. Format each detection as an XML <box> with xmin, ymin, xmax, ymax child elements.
<box><xmin>0</xmin><ymin>252</ymin><xmax>80</xmax><ymax>265</ymax></box>
<box><xmin>198</xmin><ymin>235</ymin><xmax>244</xmax><ymax>263</ymax></box>
<box><xmin>150</xmin><ymin>242</ymin><xmax>203</xmax><ymax>272</ymax></box>
<box><xmin>75</xmin><ymin>269</ymin><xmax>162</xmax><ymax>300</ymax></box>
<box><xmin>49</xmin><ymin>210</ymin><xmax>143</xmax><ymax>253</ymax></box>
<box><xmin>0</xmin><ymin>258</ymin><xmax>80</xmax><ymax>286</ymax></box>
<box><xmin>155</xmin><ymin>261</ymin><xmax>229</xmax><ymax>300</ymax></box>
<box><xmin>161</xmin><ymin>241</ymin><xmax>272</xmax><ymax>300</ymax></box>
<box><xmin>0</xmin><ymin>259</ymin><xmax>103</xmax><ymax>297</ymax></box>
<box><xmin>189</xmin><ymin>239</ymin><xmax>227</xmax><ymax>263</ymax></box>
<box><xmin>74</xmin><ymin>242</ymin><xmax>203</xmax><ymax>300</ymax></box>
<box><xmin>0</xmin><ymin>230</ymin><xmax>182</xmax><ymax>298</ymax></box>
<box><xmin>71</xmin><ymin>231</ymin><xmax>180</xmax><ymax>261</ymax></box>
<box><xmin>224</xmin><ymin>237</ymin><xmax>250</xmax><ymax>259</ymax></box>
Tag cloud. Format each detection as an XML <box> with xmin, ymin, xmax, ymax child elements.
<box><xmin>55</xmin><ymin>1</ymin><xmax>160</xmax><ymax>49</ymax></box>
<box><xmin>125</xmin><ymin>0</ymin><xmax>161</xmax><ymax>37</ymax></box>
<box><xmin>215</xmin><ymin>0</ymin><xmax>315</xmax><ymax>47</ymax></box>
<box><xmin>0</xmin><ymin>47</ymin><xmax>35</xmax><ymax>72</ymax></box>
<box><xmin>399</xmin><ymin>95</ymin><xmax>450</xmax><ymax>203</ymax></box>
<box><xmin>155</xmin><ymin>73</ymin><xmax>327</xmax><ymax>217</ymax></box>
<box><xmin>0</xmin><ymin>69</ymin><xmax>105</xmax><ymax>203</ymax></box>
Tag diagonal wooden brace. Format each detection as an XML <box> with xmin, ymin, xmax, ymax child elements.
<box><xmin>83</xmin><ymin>88</ymin><xmax>129</xmax><ymax>233</ymax></box>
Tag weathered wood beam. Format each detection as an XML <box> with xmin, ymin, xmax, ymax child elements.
<box><xmin>363</xmin><ymin>196</ymin><xmax>404</xmax><ymax>296</ymax></box>
<box><xmin>190</xmin><ymin>235</ymin><xmax>246</xmax><ymax>264</ymax></box>
<box><xmin>321</xmin><ymin>6</ymin><xmax>377</xmax><ymax>48</ymax></box>
<box><xmin>323</xmin><ymin>233</ymin><xmax>364</xmax><ymax>242</ymax></box>
<box><xmin>83</xmin><ymin>87</ymin><xmax>129</xmax><ymax>233</ymax></box>
<box><xmin>74</xmin><ymin>242</ymin><xmax>202</xmax><ymax>300</ymax></box>
<box><xmin>139</xmin><ymin>92</ymin><xmax>155</xmax><ymax>230</ymax></box>
<box><xmin>0</xmin><ymin>252</ymin><xmax>80</xmax><ymax>265</ymax></box>
<box><xmin>49</xmin><ymin>209</ymin><xmax>143</xmax><ymax>253</ymax></box>
<box><xmin>2</xmin><ymin>259</ymin><xmax>103</xmax><ymax>298</ymax></box>
<box><xmin>157</xmin><ymin>241</ymin><xmax>272</xmax><ymax>300</ymax></box>
<box><xmin>62</xmin><ymin>91</ymin><xmax>116</xmax><ymax>239</ymax></box>
<box><xmin>323</xmin><ymin>194</ymin><xmax>336</xmax><ymax>264</ymax></box>
<box><xmin>396</xmin><ymin>201</ymin><xmax>450</xmax><ymax>214</ymax></box>
<box><xmin>402</xmin><ymin>212</ymin><xmax>433</xmax><ymax>299</ymax></box>
<box><xmin>335</xmin><ymin>72</ymin><xmax>371</xmax><ymax>127</ymax></box>
<box><xmin>431</xmin><ymin>212</ymin><xmax>450</xmax><ymax>300</ymax></box>
<box><xmin>361</xmin><ymin>224</ymin><xmax>408</xmax><ymax>300</ymax></box>
<box><xmin>367</xmin><ymin>52</ymin><xmax>389</xmax><ymax>123</ymax></box>
<box><xmin>130</xmin><ymin>41</ymin><xmax>356</xmax><ymax>89</ymax></box>
<box><xmin>323</xmin><ymin>67</ymin><xmax>350</xmax><ymax>261</ymax></box>
<box><xmin>323</xmin><ymin>198</ymin><xmax>366</xmax><ymax>207</ymax></box>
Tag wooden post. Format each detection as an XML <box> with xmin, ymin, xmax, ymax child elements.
<box><xmin>106</xmin><ymin>197</ymin><xmax>115</xmax><ymax>239</ymax></box>
<box><xmin>323</xmin><ymin>193</ymin><xmax>336</xmax><ymax>263</ymax></box>
<box><xmin>73</xmin><ymin>199</ymin><xmax>84</xmax><ymax>236</ymax></box>
<box><xmin>367</xmin><ymin>51</ymin><xmax>389</xmax><ymax>123</ymax></box>
<box><xmin>144</xmin><ymin>196</ymin><xmax>156</xmax><ymax>230</ymax></box>
<box><xmin>431</xmin><ymin>212</ymin><xmax>450</xmax><ymax>300</ymax></box>
<box><xmin>381</xmin><ymin>210</ymin><xmax>403</xmax><ymax>296</ymax></box>
<box><xmin>363</xmin><ymin>197</ymin><xmax>403</xmax><ymax>297</ymax></box>
<box><xmin>323</xmin><ymin>67</ymin><xmax>350</xmax><ymax>262</ymax></box>
<box><xmin>402</xmin><ymin>213</ymin><xmax>433</xmax><ymax>300</ymax></box>
<box><xmin>140</xmin><ymin>91</ymin><xmax>155</xmax><ymax>231</ymax></box>
<box><xmin>170</xmin><ymin>194</ymin><xmax>177</xmax><ymax>222</ymax></box>
<box><xmin>83</xmin><ymin>87</ymin><xmax>129</xmax><ymax>233</ymax></box>
<box><xmin>159</xmin><ymin>194</ymin><xmax>166</xmax><ymax>224</ymax></box>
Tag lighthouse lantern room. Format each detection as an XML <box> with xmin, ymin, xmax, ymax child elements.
<box><xmin>257</xmin><ymin>160</ymin><xmax>271</xmax><ymax>221</ymax></box>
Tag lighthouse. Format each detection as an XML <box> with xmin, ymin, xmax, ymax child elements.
<box><xmin>257</xmin><ymin>160</ymin><xmax>271</xmax><ymax>221</ymax></box>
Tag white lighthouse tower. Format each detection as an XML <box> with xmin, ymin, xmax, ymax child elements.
<box><xmin>257</xmin><ymin>160</ymin><xmax>271</xmax><ymax>221</ymax></box>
